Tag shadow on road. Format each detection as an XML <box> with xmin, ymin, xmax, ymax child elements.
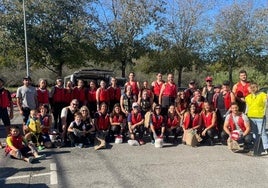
<box><xmin>0</xmin><ymin>167</ymin><xmax>46</xmax><ymax>178</ymax></box>
<box><xmin>0</xmin><ymin>183</ymin><xmax>49</xmax><ymax>188</ymax></box>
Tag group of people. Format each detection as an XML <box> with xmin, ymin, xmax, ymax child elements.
<box><xmin>0</xmin><ymin>69</ymin><xmax>268</xmax><ymax>163</ymax></box>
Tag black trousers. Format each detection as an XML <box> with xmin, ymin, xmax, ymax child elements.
<box><xmin>130</xmin><ymin>125</ymin><xmax>145</xmax><ymax>140</ymax></box>
<box><xmin>52</xmin><ymin>102</ymin><xmax>65</xmax><ymax>131</ymax></box>
<box><xmin>68</xmin><ymin>132</ymin><xmax>86</xmax><ymax>146</ymax></box>
<box><xmin>221</xmin><ymin>131</ymin><xmax>253</xmax><ymax>145</ymax></box>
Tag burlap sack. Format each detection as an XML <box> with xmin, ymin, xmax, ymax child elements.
<box><xmin>227</xmin><ymin>138</ymin><xmax>244</xmax><ymax>152</ymax></box>
<box><xmin>184</xmin><ymin>129</ymin><xmax>198</xmax><ymax>147</ymax></box>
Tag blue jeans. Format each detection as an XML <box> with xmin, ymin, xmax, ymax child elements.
<box><xmin>250</xmin><ymin>118</ymin><xmax>268</xmax><ymax>150</ymax></box>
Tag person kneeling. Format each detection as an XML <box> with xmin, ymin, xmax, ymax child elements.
<box><xmin>128</xmin><ymin>103</ymin><xmax>145</xmax><ymax>145</ymax></box>
<box><xmin>68</xmin><ymin>112</ymin><xmax>86</xmax><ymax>148</ymax></box>
<box><xmin>94</xmin><ymin>103</ymin><xmax>110</xmax><ymax>150</ymax></box>
<box><xmin>150</xmin><ymin>105</ymin><xmax>165</xmax><ymax>145</ymax></box>
<box><xmin>5</xmin><ymin>125</ymin><xmax>46</xmax><ymax>163</ymax></box>
<box><xmin>221</xmin><ymin>102</ymin><xmax>252</xmax><ymax>152</ymax></box>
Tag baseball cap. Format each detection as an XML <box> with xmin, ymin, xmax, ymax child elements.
<box><xmin>132</xmin><ymin>102</ymin><xmax>139</xmax><ymax>109</ymax></box>
<box><xmin>205</xmin><ymin>76</ymin><xmax>213</xmax><ymax>81</ymax></box>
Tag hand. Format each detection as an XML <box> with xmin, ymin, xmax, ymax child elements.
<box><xmin>9</xmin><ymin>113</ymin><xmax>14</xmax><ymax>119</ymax></box>
<box><xmin>201</xmin><ymin>129</ymin><xmax>207</xmax><ymax>137</ymax></box>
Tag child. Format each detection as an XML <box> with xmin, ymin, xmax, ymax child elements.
<box><xmin>25</xmin><ymin>109</ymin><xmax>45</xmax><ymax>151</ymax></box>
<box><xmin>5</xmin><ymin>125</ymin><xmax>46</xmax><ymax>163</ymax></box>
<box><xmin>39</xmin><ymin>104</ymin><xmax>53</xmax><ymax>148</ymax></box>
<box><xmin>68</xmin><ymin>112</ymin><xmax>86</xmax><ymax>148</ymax></box>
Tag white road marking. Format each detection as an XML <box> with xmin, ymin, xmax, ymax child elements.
<box><xmin>50</xmin><ymin>163</ymin><xmax>58</xmax><ymax>185</ymax></box>
<box><xmin>0</xmin><ymin>163</ymin><xmax>58</xmax><ymax>185</ymax></box>
<box><xmin>0</xmin><ymin>172</ymin><xmax>51</xmax><ymax>181</ymax></box>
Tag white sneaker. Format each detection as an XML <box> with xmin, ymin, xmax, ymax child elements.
<box><xmin>35</xmin><ymin>154</ymin><xmax>46</xmax><ymax>160</ymax></box>
<box><xmin>261</xmin><ymin>150</ymin><xmax>268</xmax><ymax>155</ymax></box>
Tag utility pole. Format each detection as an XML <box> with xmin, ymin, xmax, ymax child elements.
<box><xmin>22</xmin><ymin>0</ymin><xmax>29</xmax><ymax>76</ymax></box>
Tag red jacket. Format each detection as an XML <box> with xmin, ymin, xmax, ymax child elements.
<box><xmin>167</xmin><ymin>115</ymin><xmax>180</xmax><ymax>128</ymax></box>
<box><xmin>0</xmin><ymin>89</ymin><xmax>11</xmax><ymax>108</ymax></box>
<box><xmin>228</xmin><ymin>114</ymin><xmax>246</xmax><ymax>132</ymax></box>
<box><xmin>37</xmin><ymin>88</ymin><xmax>49</xmax><ymax>105</ymax></box>
<box><xmin>151</xmin><ymin>114</ymin><xmax>164</xmax><ymax>130</ymax></box>
<box><xmin>183</xmin><ymin>113</ymin><xmax>200</xmax><ymax>129</ymax></box>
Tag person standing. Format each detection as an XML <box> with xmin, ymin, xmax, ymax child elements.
<box><xmin>120</xmin><ymin>85</ymin><xmax>137</xmax><ymax>118</ymax></box>
<box><xmin>151</xmin><ymin>73</ymin><xmax>164</xmax><ymax>104</ymax></box>
<box><xmin>96</xmin><ymin>80</ymin><xmax>110</xmax><ymax>111</ymax></box>
<box><xmin>0</xmin><ymin>78</ymin><xmax>13</xmax><ymax>138</ymax></box>
<box><xmin>64</xmin><ymin>80</ymin><xmax>74</xmax><ymax>107</ymax></box>
<box><xmin>16</xmin><ymin>76</ymin><xmax>38</xmax><ymax>126</ymax></box>
<box><xmin>86</xmin><ymin>80</ymin><xmax>97</xmax><ymax>118</ymax></box>
<box><xmin>245</xmin><ymin>82</ymin><xmax>268</xmax><ymax>153</ymax></box>
<box><xmin>202</xmin><ymin>76</ymin><xmax>214</xmax><ymax>105</ymax></box>
<box><xmin>36</xmin><ymin>78</ymin><xmax>49</xmax><ymax>109</ymax></box>
<box><xmin>73</xmin><ymin>79</ymin><xmax>87</xmax><ymax>108</ymax></box>
<box><xmin>232</xmin><ymin>70</ymin><xmax>250</xmax><ymax>112</ymax></box>
<box><xmin>124</xmin><ymin>72</ymin><xmax>140</xmax><ymax>98</ymax></box>
<box><xmin>184</xmin><ymin>80</ymin><xmax>197</xmax><ymax>105</ymax></box>
<box><xmin>159</xmin><ymin>73</ymin><xmax>177</xmax><ymax>115</ymax></box>
<box><xmin>50</xmin><ymin>78</ymin><xmax>65</xmax><ymax>131</ymax></box>
<box><xmin>107</xmin><ymin>77</ymin><xmax>121</xmax><ymax>112</ymax></box>
<box><xmin>214</xmin><ymin>81</ymin><xmax>235</xmax><ymax>139</ymax></box>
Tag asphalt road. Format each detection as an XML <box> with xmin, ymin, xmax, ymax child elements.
<box><xmin>0</xmin><ymin>109</ymin><xmax>268</xmax><ymax>188</ymax></box>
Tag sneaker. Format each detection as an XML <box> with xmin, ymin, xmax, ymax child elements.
<box><xmin>261</xmin><ymin>149</ymin><xmax>268</xmax><ymax>155</ymax></box>
<box><xmin>151</xmin><ymin>140</ymin><xmax>155</xmax><ymax>145</ymax></box>
<box><xmin>78</xmin><ymin>143</ymin><xmax>83</xmax><ymax>148</ymax></box>
<box><xmin>35</xmin><ymin>154</ymin><xmax>46</xmax><ymax>160</ymax></box>
<box><xmin>38</xmin><ymin>145</ymin><xmax>45</xmax><ymax>151</ymax></box>
<box><xmin>139</xmin><ymin>139</ymin><xmax>145</xmax><ymax>145</ymax></box>
<box><xmin>28</xmin><ymin>156</ymin><xmax>34</xmax><ymax>163</ymax></box>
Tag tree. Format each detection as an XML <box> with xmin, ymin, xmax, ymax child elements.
<box><xmin>94</xmin><ymin>0</ymin><xmax>166</xmax><ymax>77</ymax></box>
<box><xmin>146</xmin><ymin>0</ymin><xmax>213</xmax><ymax>86</ymax></box>
<box><xmin>212</xmin><ymin>1</ymin><xmax>268</xmax><ymax>85</ymax></box>
<box><xmin>0</xmin><ymin>0</ymin><xmax>98</xmax><ymax>77</ymax></box>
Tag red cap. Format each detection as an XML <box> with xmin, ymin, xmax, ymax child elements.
<box><xmin>205</xmin><ymin>76</ymin><xmax>213</xmax><ymax>81</ymax></box>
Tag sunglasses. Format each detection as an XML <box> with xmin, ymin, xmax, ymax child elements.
<box><xmin>72</xmin><ymin>103</ymin><xmax>78</xmax><ymax>106</ymax></box>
